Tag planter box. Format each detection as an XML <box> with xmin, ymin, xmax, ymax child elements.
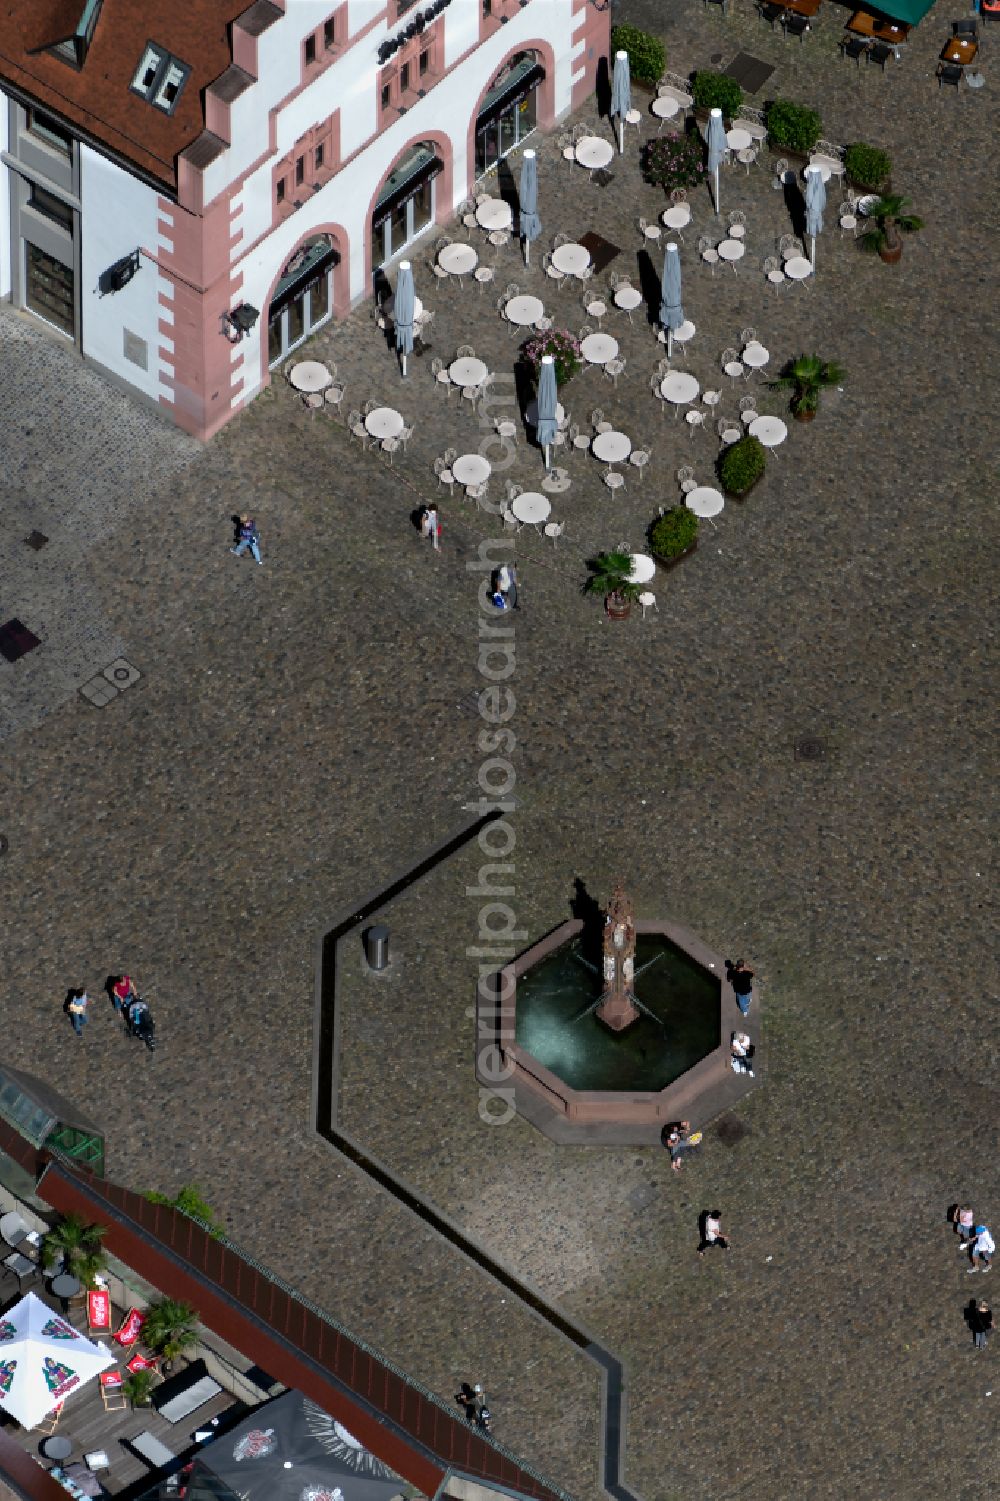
<box><xmin>846</xmin><ymin>173</ymin><xmax>891</xmax><ymax>196</ymax></box>
<box><xmin>721</xmin><ymin>475</ymin><xmax>763</xmax><ymax>504</ymax></box>
<box><xmin>652</xmin><ymin>538</ymin><xmax>698</xmax><ymax>571</ymax></box>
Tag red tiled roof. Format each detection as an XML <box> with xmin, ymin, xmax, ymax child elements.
<box><xmin>0</xmin><ymin>1</ymin><xmax>250</xmax><ymax>188</ymax></box>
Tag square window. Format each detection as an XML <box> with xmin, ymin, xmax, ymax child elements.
<box><xmin>304</xmin><ymin>33</ymin><xmax>316</xmax><ymax>65</ymax></box>
<box><xmin>314</xmin><ymin>142</ymin><xmax>324</xmax><ymax>169</ymax></box>
<box><xmin>324</xmin><ymin>17</ymin><xmax>336</xmax><ymax>48</ymax></box>
<box><xmin>295</xmin><ymin>156</ymin><xmax>305</xmax><ymax>185</ymax></box>
<box><xmin>400</xmin><ymin>61</ymin><xmax>410</xmax><ymax>92</ymax></box>
<box><xmin>381</xmin><ymin>82</ymin><xmax>391</xmax><ymax>110</ymax></box>
<box><xmin>419</xmin><ymin>49</ymin><xmax>429</xmax><ymax>77</ymax></box>
<box><xmin>483</xmin><ymin>0</ymin><xmax>492</xmax><ymax>15</ymax></box>
<box><xmin>153</xmin><ymin>60</ymin><xmax>189</xmax><ymax>112</ymax></box>
<box><xmin>26</xmin><ymin>110</ymin><xmax>73</xmax><ymax>154</ymax></box>
<box><xmin>276</xmin><ymin>178</ymin><xmax>285</xmax><ymax>202</ymax></box>
<box><xmin>132</xmin><ymin>42</ymin><xmax>165</xmax><ymax>94</ymax></box>
<box><xmin>27</xmin><ymin>183</ymin><xmax>74</xmax><ymax>232</ymax></box>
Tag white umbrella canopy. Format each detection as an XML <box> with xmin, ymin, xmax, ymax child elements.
<box><xmin>0</xmin><ymin>1293</ymin><xmax>114</xmax><ymax>1429</ymax></box>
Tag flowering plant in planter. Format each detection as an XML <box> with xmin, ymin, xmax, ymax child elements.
<box><xmin>642</xmin><ymin>132</ymin><xmax>708</xmax><ymax>194</ymax></box>
<box><xmin>522</xmin><ymin>329</ymin><xmax>582</xmax><ymax>385</ymax></box>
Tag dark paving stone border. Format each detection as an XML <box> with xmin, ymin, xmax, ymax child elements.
<box><xmin>310</xmin><ymin>813</ymin><xmax>643</xmax><ymax>1501</ymax></box>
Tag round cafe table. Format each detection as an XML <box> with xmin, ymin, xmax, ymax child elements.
<box><xmin>385</xmin><ymin>292</ymin><xmax>424</xmax><ymax>321</ymax></box>
<box><xmin>805</xmin><ymin>162</ymin><xmax>832</xmax><ymax>183</ymax></box>
<box><xmin>41</xmin><ymin>1437</ymin><xmax>72</xmax><ymax>1462</ymax></box>
<box><xmin>449</xmin><ymin>356</ymin><xmax>489</xmax><ymax>388</ymax></box>
<box><xmin>525</xmin><ymin>398</ymin><xmax>566</xmax><ymax>426</ymax></box>
<box><xmin>505</xmin><ymin>295</ymin><xmax>544</xmax><ymax>327</ymax></box>
<box><xmin>651</xmin><ymin>95</ymin><xmax>680</xmax><ymax>121</ymax></box>
<box><xmin>717</xmin><ymin>239</ymin><xmax>745</xmax><ymax>264</ymax></box>
<box><xmin>613</xmin><ymin>287</ymin><xmax>643</xmax><ymax>313</ymax></box>
<box><xmin>591</xmin><ymin>430</ymin><xmax>631</xmax><ymax>464</ymax></box>
<box><xmin>685</xmin><ymin>485</ymin><xmax>725</xmax><ymax>518</ymax></box>
<box><xmin>581</xmin><ymin>333</ymin><xmax>619</xmax><ymax>366</ymax></box>
<box><xmin>575</xmin><ymin>136</ymin><xmax>614</xmax><ymax>171</ymax></box>
<box><xmin>438</xmin><ymin>242</ymin><xmax>478</xmax><ymax>276</ymax></box>
<box><xmin>662</xmin><ymin>204</ymin><xmax>691</xmax><ymax>230</ymax></box>
<box><xmin>551</xmin><ymin>242</ymin><xmax>591</xmax><ymax>277</ymax></box>
<box><xmin>452</xmin><ymin>453</ymin><xmax>492</xmax><ymax>486</ymax></box>
<box><xmin>660</xmin><ymin>370</ymin><xmax>700</xmax><ymax>408</ymax></box>
<box><xmin>784</xmin><ymin>256</ymin><xmax>813</xmax><ymax>282</ymax></box>
<box><xmin>749</xmin><ymin>414</ymin><xmax>788</xmax><ymax>451</ymax></box>
<box><xmin>512</xmin><ymin>492</ymin><xmax>551</xmax><ymax>527</ymax></box>
<box><xmin>475</xmin><ymin>198</ymin><xmax>512</xmax><ymax>231</ymax></box>
<box><xmin>364</xmin><ymin>407</ymin><xmax>404</xmax><ymax>440</ymax></box>
<box><xmin>742</xmin><ymin>342</ymin><xmax>770</xmax><ymax>372</ymax></box>
<box><xmin>288</xmin><ymin>361</ymin><xmax>331</xmax><ymax>393</ymax></box>
<box><xmin>726</xmin><ymin>127</ymin><xmax>753</xmax><ymax>151</ymax></box>
<box><xmin>627</xmin><ymin>554</ymin><xmax>657</xmax><ymax>585</ymax></box>
<box><xmin>51</xmin><ymin>1273</ymin><xmax>81</xmax><ymax>1300</ymax></box>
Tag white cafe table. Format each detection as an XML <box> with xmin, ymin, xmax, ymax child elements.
<box><xmin>575</xmin><ymin>136</ymin><xmax>614</xmax><ymax>171</ymax></box>
<box><xmin>627</xmin><ymin>554</ymin><xmax>656</xmax><ymax>584</ymax></box>
<box><xmin>685</xmin><ymin>485</ymin><xmax>725</xmax><ymax>518</ymax></box>
<box><xmin>438</xmin><ymin>242</ymin><xmax>478</xmax><ymax>276</ymax></box>
<box><xmin>551</xmin><ymin>242</ymin><xmax>591</xmax><ymax>277</ymax></box>
<box><xmin>384</xmin><ymin>292</ymin><xmax>424</xmax><ymax>322</ymax></box>
<box><xmin>288</xmin><ymin>361</ymin><xmax>331</xmax><ymax>393</ymax></box>
<box><xmin>784</xmin><ymin>256</ymin><xmax>813</xmax><ymax>282</ymax></box>
<box><xmin>476</xmin><ymin>198</ymin><xmax>513</xmax><ymax>231</ymax></box>
<box><xmin>591</xmin><ymin>430</ymin><xmax>631</xmax><ymax>464</ymax></box>
<box><xmin>651</xmin><ymin>95</ymin><xmax>680</xmax><ymax>121</ymax></box>
<box><xmin>717</xmin><ymin>239</ymin><xmax>745</xmax><ymax>264</ymax></box>
<box><xmin>613</xmin><ymin>286</ymin><xmax>643</xmax><ymax>312</ymax></box>
<box><xmin>452</xmin><ymin>453</ymin><xmax>492</xmax><ymax>486</ymax></box>
<box><xmin>662</xmin><ymin>203</ymin><xmax>692</xmax><ymax>230</ymax></box>
<box><xmin>660</xmin><ymin>370</ymin><xmax>700</xmax><ymax>407</ymax></box>
<box><xmin>525</xmin><ymin>398</ymin><xmax>566</xmax><ymax>426</ymax></box>
<box><xmin>512</xmin><ymin>492</ymin><xmax>551</xmax><ymax>527</ymax></box>
<box><xmin>449</xmin><ymin>356</ymin><xmax>489</xmax><ymax>387</ymax></box>
<box><xmin>364</xmin><ymin>406</ymin><xmax>404</xmax><ymax>439</ymax></box>
<box><xmin>749</xmin><ymin>414</ymin><xmax>788</xmax><ymax>450</ymax></box>
<box><xmin>505</xmin><ymin>295</ymin><xmax>545</xmax><ymax>326</ymax></box>
<box><xmin>805</xmin><ymin>162</ymin><xmax>832</xmax><ymax>183</ymax></box>
<box><xmin>742</xmin><ymin>342</ymin><xmax>770</xmax><ymax>371</ymax></box>
<box><xmin>726</xmin><ymin>127</ymin><xmax>753</xmax><ymax>151</ymax></box>
<box><xmin>581</xmin><ymin>333</ymin><xmax>619</xmax><ymax>366</ymax></box>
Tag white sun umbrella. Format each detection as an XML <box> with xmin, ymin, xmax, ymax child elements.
<box><xmin>535</xmin><ymin>355</ymin><xmax>559</xmax><ymax>471</ymax></box>
<box><xmin>393</xmin><ymin>260</ymin><xmax>415</xmax><ymax>379</ymax></box>
<box><xmin>659</xmin><ymin>242</ymin><xmax>684</xmax><ymax>361</ymax></box>
<box><xmin>519</xmin><ymin>150</ymin><xmax>541</xmax><ymax>267</ymax></box>
<box><xmin>705</xmin><ymin>108</ymin><xmax>727</xmax><ymax>218</ymax></box>
<box><xmin>0</xmin><ymin>1292</ymin><xmax>114</xmax><ymax>1429</ymax></box>
<box><xmin>610</xmin><ymin>49</ymin><xmax>631</xmax><ymax>156</ymax></box>
<box><xmin>804</xmin><ymin>165</ymin><xmax>827</xmax><ymax>271</ymax></box>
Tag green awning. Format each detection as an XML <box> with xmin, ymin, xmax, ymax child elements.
<box><xmin>864</xmin><ymin>0</ymin><xmax>936</xmax><ymax>25</ymax></box>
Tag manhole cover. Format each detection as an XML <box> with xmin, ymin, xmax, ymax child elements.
<box><xmin>795</xmin><ymin>737</ymin><xmax>826</xmax><ymax>762</ymax></box>
<box><xmin>25</xmin><ymin>531</ymin><xmax>49</xmax><ymax>551</ymax></box>
<box><xmin>628</xmin><ymin>1183</ymin><xmax>656</xmax><ymax>1211</ymax></box>
<box><xmin>710</xmin><ymin>52</ymin><xmax>723</xmax><ymax>64</ymax></box>
<box><xmin>714</xmin><ymin>1114</ymin><xmax>750</xmax><ymax>1148</ymax></box>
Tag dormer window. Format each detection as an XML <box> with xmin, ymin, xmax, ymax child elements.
<box><xmin>130</xmin><ymin>41</ymin><xmax>191</xmax><ymax>114</ymax></box>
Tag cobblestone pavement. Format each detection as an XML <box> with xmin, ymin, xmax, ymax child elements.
<box><xmin>0</xmin><ymin>1</ymin><xmax>997</xmax><ymax>1497</ymax></box>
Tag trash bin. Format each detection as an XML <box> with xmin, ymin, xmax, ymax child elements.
<box><xmin>365</xmin><ymin>925</ymin><xmax>390</xmax><ymax>971</ymax></box>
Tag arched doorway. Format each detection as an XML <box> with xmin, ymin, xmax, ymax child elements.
<box><xmin>267</xmin><ymin>233</ymin><xmax>339</xmax><ymax>367</ymax></box>
<box><xmin>474</xmin><ymin>50</ymin><xmax>544</xmax><ymax>177</ymax></box>
<box><xmin>370</xmin><ymin>141</ymin><xmax>444</xmax><ymax>276</ymax></box>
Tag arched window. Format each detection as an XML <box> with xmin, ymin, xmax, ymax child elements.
<box><xmin>370</xmin><ymin>142</ymin><xmax>443</xmax><ymax>273</ymax></box>
<box><xmin>475</xmin><ymin>50</ymin><xmax>544</xmax><ymax>176</ymax></box>
<box><xmin>267</xmin><ymin>234</ymin><xmax>338</xmax><ymax>366</ymax></box>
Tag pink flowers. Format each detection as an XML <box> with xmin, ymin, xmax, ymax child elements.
<box><xmin>523</xmin><ymin>328</ymin><xmax>583</xmax><ymax>384</ymax></box>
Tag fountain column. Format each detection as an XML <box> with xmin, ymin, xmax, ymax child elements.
<box><xmin>595</xmin><ymin>882</ymin><xmax>640</xmax><ymax>1032</ymax></box>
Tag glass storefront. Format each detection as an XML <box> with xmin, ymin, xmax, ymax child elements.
<box><xmin>24</xmin><ymin>242</ymin><xmax>75</xmax><ymax>337</ymax></box>
<box><xmin>267</xmin><ymin>235</ymin><xmax>337</xmax><ymax>366</ymax></box>
<box><xmin>474</xmin><ymin>55</ymin><xmax>542</xmax><ymax>177</ymax></box>
<box><xmin>370</xmin><ymin>145</ymin><xmax>439</xmax><ymax>272</ymax></box>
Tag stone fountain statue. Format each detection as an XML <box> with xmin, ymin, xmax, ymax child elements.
<box><xmin>596</xmin><ymin>881</ymin><xmax>640</xmax><ymax>1032</ymax></box>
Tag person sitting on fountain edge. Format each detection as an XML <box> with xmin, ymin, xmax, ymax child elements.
<box><xmin>662</xmin><ymin>1119</ymin><xmax>695</xmax><ymax>1173</ymax></box>
<box><xmin>731</xmin><ymin>1031</ymin><xmax>755</xmax><ymax>1077</ymax></box>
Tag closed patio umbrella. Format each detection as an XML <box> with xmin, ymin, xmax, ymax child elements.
<box><xmin>659</xmin><ymin>242</ymin><xmax>684</xmax><ymax>360</ymax></box>
<box><xmin>393</xmin><ymin>259</ymin><xmax>415</xmax><ymax>378</ymax></box>
<box><xmin>519</xmin><ymin>149</ymin><xmax>541</xmax><ymax>266</ymax></box>
<box><xmin>705</xmin><ymin>107</ymin><xmax>726</xmax><ymax>217</ymax></box>
<box><xmin>804</xmin><ymin>165</ymin><xmax>826</xmax><ymax>271</ymax></box>
<box><xmin>610</xmin><ymin>49</ymin><xmax>631</xmax><ymax>156</ymax></box>
<box><xmin>536</xmin><ymin>354</ymin><xmax>558</xmax><ymax>471</ymax></box>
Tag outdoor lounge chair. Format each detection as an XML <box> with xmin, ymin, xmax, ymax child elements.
<box><xmin>100</xmin><ymin>1371</ymin><xmax>127</xmax><ymax>1411</ymax></box>
<box><xmin>114</xmin><ymin>1307</ymin><xmax>146</xmax><ymax>1350</ymax></box>
<box><xmin>87</xmin><ymin>1288</ymin><xmax>111</xmax><ymax>1337</ymax></box>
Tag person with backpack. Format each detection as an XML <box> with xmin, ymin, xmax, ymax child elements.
<box><xmin>230</xmin><ymin>514</ymin><xmax>263</xmax><ymax>564</ymax></box>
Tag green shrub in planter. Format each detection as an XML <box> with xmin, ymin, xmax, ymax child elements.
<box><xmin>764</xmin><ymin>99</ymin><xmax>822</xmax><ymax>155</ymax></box>
<box><xmin>642</xmin><ymin>132</ymin><xmax>709</xmax><ymax>193</ymax></box>
<box><xmin>718</xmin><ymin>436</ymin><xmax>766</xmax><ymax>496</ymax></box>
<box><xmin>649</xmin><ymin>507</ymin><xmax>699</xmax><ymax>559</ymax></box>
<box><xmin>610</xmin><ymin>24</ymin><xmax>666</xmax><ymax>85</ymax></box>
<box><xmin>843</xmin><ymin>143</ymin><xmax>892</xmax><ymax>192</ymax></box>
<box><xmin>691</xmin><ymin>71</ymin><xmax>743</xmax><ymax>118</ymax></box>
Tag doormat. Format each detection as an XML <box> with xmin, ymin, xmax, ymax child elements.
<box><xmin>0</xmin><ymin>619</ymin><xmax>41</xmax><ymax>663</ymax></box>
<box><xmin>724</xmin><ymin>52</ymin><xmax>775</xmax><ymax>93</ymax></box>
<box><xmin>578</xmin><ymin>230</ymin><xmax>621</xmax><ymax>274</ymax></box>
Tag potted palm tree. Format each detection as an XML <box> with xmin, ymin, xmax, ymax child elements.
<box><xmin>41</xmin><ymin>1213</ymin><xmax>108</xmax><ymax>1291</ymax></box>
<box><xmin>584</xmin><ymin>550</ymin><xmax>643</xmax><ymax>621</ymax></box>
<box><xmin>770</xmin><ymin>355</ymin><xmax>845</xmax><ymax>423</ymax></box>
<box><xmin>142</xmin><ymin>1298</ymin><xmax>199</xmax><ymax>1374</ymax></box>
<box><xmin>859</xmin><ymin>194</ymin><xmax>923</xmax><ymax>265</ymax></box>
<box><xmin>123</xmin><ymin>1369</ymin><xmax>157</xmax><ymax>1410</ymax></box>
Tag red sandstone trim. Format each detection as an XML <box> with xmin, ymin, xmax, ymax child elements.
<box><xmin>463</xmin><ymin>35</ymin><xmax>558</xmax><ymax>197</ymax></box>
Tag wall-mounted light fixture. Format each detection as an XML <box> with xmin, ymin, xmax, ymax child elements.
<box><xmin>221</xmin><ymin>303</ymin><xmax>259</xmax><ymax>342</ymax></box>
<box><xmin>97</xmin><ymin>249</ymin><xmax>140</xmax><ymax>297</ymax></box>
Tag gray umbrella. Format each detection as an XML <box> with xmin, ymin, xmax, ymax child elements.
<box><xmin>519</xmin><ymin>149</ymin><xmax>541</xmax><ymax>266</ymax></box>
<box><xmin>610</xmin><ymin>49</ymin><xmax>631</xmax><ymax>155</ymax></box>
<box><xmin>804</xmin><ymin>165</ymin><xmax>827</xmax><ymax>271</ymax></box>
<box><xmin>705</xmin><ymin>108</ymin><xmax>727</xmax><ymax>217</ymax></box>
<box><xmin>393</xmin><ymin>259</ymin><xmax>415</xmax><ymax>377</ymax></box>
<box><xmin>536</xmin><ymin>355</ymin><xmax>558</xmax><ymax>469</ymax></box>
<box><xmin>659</xmin><ymin>242</ymin><xmax>684</xmax><ymax>360</ymax></box>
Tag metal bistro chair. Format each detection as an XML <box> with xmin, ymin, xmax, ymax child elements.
<box><xmin>782</xmin><ymin>12</ymin><xmax>811</xmax><ymax>41</ymax></box>
<box><xmin>758</xmin><ymin>0</ymin><xmax>786</xmax><ymax>26</ymax></box>
<box><xmin>840</xmin><ymin>34</ymin><xmax>870</xmax><ymax>66</ymax></box>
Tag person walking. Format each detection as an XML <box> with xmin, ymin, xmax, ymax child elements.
<box><xmin>970</xmin><ymin>1300</ymin><xmax>993</xmax><ymax>1350</ymax></box>
<box><xmin>698</xmin><ymin>1209</ymin><xmax>730</xmax><ymax>1257</ymax></box>
<box><xmin>65</xmin><ymin>987</ymin><xmax>89</xmax><ymax>1037</ymax></box>
<box><xmin>110</xmin><ymin>974</ymin><xmax>136</xmax><ymax>1015</ymax></box>
<box><xmin>230</xmin><ymin>514</ymin><xmax>263</xmax><ymax>564</ymax></box>
<box><xmin>953</xmin><ymin>1204</ymin><xmax>976</xmax><ymax>1246</ymax></box>
<box><xmin>454</xmin><ymin>1382</ymin><xmax>478</xmax><ymax>1424</ymax></box>
<box><xmin>421</xmin><ymin>505</ymin><xmax>441</xmax><ymax>552</ymax></box>
<box><xmin>497</xmin><ymin>560</ymin><xmax>519</xmax><ymax>610</ymax></box>
<box><xmin>968</xmin><ymin>1224</ymin><xmax>994</xmax><ymax>1274</ymax></box>
<box><xmin>729</xmin><ymin>958</ymin><xmax>754</xmax><ymax>1017</ymax></box>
